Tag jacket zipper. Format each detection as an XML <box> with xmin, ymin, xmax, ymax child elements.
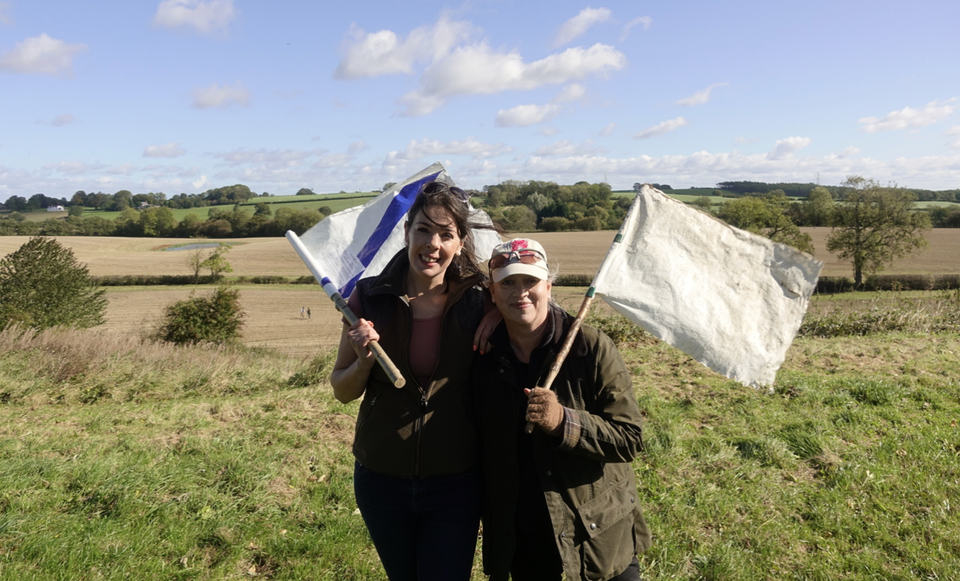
<box><xmin>413</xmin><ymin>389</ymin><xmax>427</xmax><ymax>477</ymax></box>
<box><xmin>356</xmin><ymin>393</ymin><xmax>378</xmax><ymax>433</ymax></box>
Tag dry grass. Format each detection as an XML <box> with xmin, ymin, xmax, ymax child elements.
<box><xmin>4</xmin><ymin>229</ymin><xmax>960</xmax><ymax>358</ymax></box>
<box><xmin>104</xmin><ymin>286</ymin><xmax>342</xmax><ymax>358</ymax></box>
<box><xmin>2</xmin><ymin>229</ymin><xmax>959</xmax><ymax>280</ymax></box>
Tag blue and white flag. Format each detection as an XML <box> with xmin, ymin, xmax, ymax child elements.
<box><xmin>297</xmin><ymin>162</ymin><xmax>501</xmax><ymax>297</ymax></box>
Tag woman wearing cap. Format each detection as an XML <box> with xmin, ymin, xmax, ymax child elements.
<box><xmin>474</xmin><ymin>238</ymin><xmax>651</xmax><ymax>581</ymax></box>
<box><xmin>331</xmin><ymin>181</ymin><xmax>496</xmax><ymax>581</ymax></box>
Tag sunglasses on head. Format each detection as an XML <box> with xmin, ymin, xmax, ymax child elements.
<box><xmin>420</xmin><ymin>181</ymin><xmax>470</xmax><ymax>203</ymax></box>
<box><xmin>488</xmin><ymin>249</ymin><xmax>545</xmax><ymax>271</ymax></box>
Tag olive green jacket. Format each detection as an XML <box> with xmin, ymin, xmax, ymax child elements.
<box><xmin>473</xmin><ymin>305</ymin><xmax>651</xmax><ymax>580</ymax></box>
<box><xmin>351</xmin><ymin>249</ymin><xmax>486</xmax><ymax>479</ymax></box>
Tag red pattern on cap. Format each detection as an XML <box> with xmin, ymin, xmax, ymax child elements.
<box><xmin>510</xmin><ymin>239</ymin><xmax>528</xmax><ymax>251</ymax></box>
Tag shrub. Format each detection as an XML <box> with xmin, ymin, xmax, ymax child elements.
<box><xmin>0</xmin><ymin>236</ymin><xmax>107</xmax><ymax>331</ymax></box>
<box><xmin>540</xmin><ymin>217</ymin><xmax>571</xmax><ymax>232</ymax></box>
<box><xmin>155</xmin><ymin>286</ymin><xmax>245</xmax><ymax>345</ymax></box>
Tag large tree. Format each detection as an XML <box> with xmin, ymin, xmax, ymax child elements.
<box><xmin>0</xmin><ymin>237</ymin><xmax>107</xmax><ymax>330</ymax></box>
<box><xmin>826</xmin><ymin>176</ymin><xmax>931</xmax><ymax>286</ymax></box>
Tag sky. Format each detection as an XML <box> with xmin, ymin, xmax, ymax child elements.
<box><xmin>2</xmin><ymin>0</ymin><xmax>959</xmax><ymax>204</ymax></box>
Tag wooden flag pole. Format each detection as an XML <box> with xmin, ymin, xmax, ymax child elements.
<box><xmin>286</xmin><ymin>230</ymin><xmax>405</xmax><ymax>388</ymax></box>
<box><xmin>525</xmin><ymin>192</ymin><xmax>644</xmax><ymax>433</ymax></box>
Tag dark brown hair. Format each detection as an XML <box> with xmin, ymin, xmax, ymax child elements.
<box><xmin>405</xmin><ymin>181</ymin><xmax>494</xmax><ymax>283</ymax></box>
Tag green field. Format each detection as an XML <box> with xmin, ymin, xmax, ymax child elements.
<box><xmin>1</xmin><ymin>293</ymin><xmax>958</xmax><ymax>579</ymax></box>
<box><xmin>15</xmin><ymin>192</ymin><xmax>379</xmax><ymax>222</ymax></box>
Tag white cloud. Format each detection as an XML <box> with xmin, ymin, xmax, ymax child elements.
<box><xmin>533</xmin><ymin>140</ymin><xmax>599</xmax><ymax>157</ymax></box>
<box><xmin>52</xmin><ymin>114</ymin><xmax>76</xmax><ymax>127</ymax></box>
<box><xmin>0</xmin><ymin>34</ymin><xmax>87</xmax><ymax>76</ymax></box>
<box><xmin>676</xmin><ymin>83</ymin><xmax>728</xmax><ymax>106</ymax></box>
<box><xmin>599</xmin><ymin>123</ymin><xmax>616</xmax><ymax>137</ymax></box>
<box><xmin>634</xmin><ymin>117</ymin><xmax>687</xmax><ymax>139</ymax></box>
<box><xmin>383</xmin><ymin>138</ymin><xmax>512</xmax><ymax>168</ymax></box>
<box><xmin>42</xmin><ymin>160</ymin><xmax>104</xmax><ymax>175</ymax></box>
<box><xmin>732</xmin><ymin>136</ymin><xmax>757</xmax><ymax>146</ymax></box>
<box><xmin>552</xmin><ymin>7</ymin><xmax>612</xmax><ymax>48</ymax></box>
<box><xmin>191</xmin><ymin>81</ymin><xmax>249</xmax><ymax>109</ymax></box>
<box><xmin>347</xmin><ymin>141</ymin><xmax>368</xmax><ymax>154</ymax></box>
<box><xmin>859</xmin><ymin>99</ymin><xmax>956</xmax><ymax>132</ymax></box>
<box><xmin>767</xmin><ymin>136</ymin><xmax>811</xmax><ymax>160</ymax></box>
<box><xmin>192</xmin><ymin>175</ymin><xmax>208</xmax><ymax>189</ymax></box>
<box><xmin>554</xmin><ymin>83</ymin><xmax>587</xmax><ymax>103</ymax></box>
<box><xmin>144</xmin><ymin>142</ymin><xmax>186</xmax><ymax>158</ymax></box>
<box><xmin>620</xmin><ymin>16</ymin><xmax>651</xmax><ymax>40</ymax></box>
<box><xmin>538</xmin><ymin>126</ymin><xmax>559</xmax><ymax>137</ymax></box>
<box><xmin>0</xmin><ymin>2</ymin><xmax>13</xmax><ymax>26</ymax></box>
<box><xmin>334</xmin><ymin>15</ymin><xmax>474</xmax><ymax>79</ymax></box>
<box><xmin>153</xmin><ymin>0</ymin><xmax>236</xmax><ymax>35</ymax></box>
<box><xmin>496</xmin><ymin>104</ymin><xmax>562</xmax><ymax>127</ymax></box>
<box><xmin>401</xmin><ymin>43</ymin><xmax>626</xmax><ymax>116</ymax></box>
<box><xmin>213</xmin><ymin>148</ymin><xmax>316</xmax><ymax>167</ymax></box>
<box><xmin>946</xmin><ymin>125</ymin><xmax>960</xmax><ymax>149</ymax></box>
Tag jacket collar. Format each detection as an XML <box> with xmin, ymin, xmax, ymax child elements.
<box><xmin>489</xmin><ymin>302</ymin><xmax>589</xmax><ymax>360</ymax></box>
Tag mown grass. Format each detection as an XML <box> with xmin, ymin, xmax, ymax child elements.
<box><xmin>2</xmin><ymin>300</ymin><xmax>959</xmax><ymax>579</ymax></box>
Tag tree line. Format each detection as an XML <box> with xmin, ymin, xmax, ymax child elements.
<box><xmin>709</xmin><ymin>177</ymin><xmax>932</xmax><ymax>286</ymax></box>
<box><xmin>0</xmin><ymin>203</ymin><xmax>331</xmax><ymax>238</ymax></box>
<box><xmin>716</xmin><ymin>180</ymin><xmax>960</xmax><ymax>203</ymax></box>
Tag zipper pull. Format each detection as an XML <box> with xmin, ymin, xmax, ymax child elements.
<box><xmin>420</xmin><ymin>393</ymin><xmax>428</xmax><ymax>412</ymax></box>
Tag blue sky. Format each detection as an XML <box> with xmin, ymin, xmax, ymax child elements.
<box><xmin>2</xmin><ymin>0</ymin><xmax>959</xmax><ymax>203</ymax></box>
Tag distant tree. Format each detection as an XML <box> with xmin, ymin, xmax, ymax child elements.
<box><xmin>800</xmin><ymin>186</ymin><xmax>835</xmax><ymax>227</ymax></box>
<box><xmin>296</xmin><ymin>188</ymin><xmax>316</xmax><ymax>196</ymax></box>
<box><xmin>9</xmin><ymin>211</ymin><xmax>25</xmax><ymax>223</ymax></box>
<box><xmin>382</xmin><ymin>182</ymin><xmax>397</xmax><ymax>192</ymax></box>
<box><xmin>253</xmin><ymin>202</ymin><xmax>272</xmax><ymax>217</ymax></box>
<box><xmin>4</xmin><ymin>195</ymin><xmax>28</xmax><ymax>212</ymax></box>
<box><xmin>68</xmin><ymin>205</ymin><xmax>85</xmax><ymax>217</ymax></box>
<box><xmin>633</xmin><ymin>182</ymin><xmax>642</xmax><ymax>193</ymax></box>
<box><xmin>499</xmin><ymin>206</ymin><xmax>537</xmax><ymax>232</ymax></box>
<box><xmin>155</xmin><ymin>286</ymin><xmax>244</xmax><ymax>345</ymax></box>
<box><xmin>138</xmin><ymin>206</ymin><xmax>177</xmax><ymax>236</ymax></box>
<box><xmin>575</xmin><ymin>216</ymin><xmax>603</xmax><ymax>231</ymax></box>
<box><xmin>0</xmin><ymin>237</ymin><xmax>107</xmax><ymax>330</ymax></box>
<box><xmin>201</xmin><ymin>242</ymin><xmax>234</xmax><ymax>279</ymax></box>
<box><xmin>717</xmin><ymin>191</ymin><xmax>814</xmax><ymax>254</ymax></box>
<box><xmin>540</xmin><ymin>216</ymin><xmax>572</xmax><ymax>232</ymax></box>
<box><xmin>692</xmin><ymin>196</ymin><xmax>713</xmax><ymax>212</ymax></box>
<box><xmin>826</xmin><ymin>176</ymin><xmax>931</xmax><ymax>286</ymax></box>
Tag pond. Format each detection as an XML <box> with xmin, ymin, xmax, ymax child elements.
<box><xmin>164</xmin><ymin>243</ymin><xmax>222</xmax><ymax>252</ymax></box>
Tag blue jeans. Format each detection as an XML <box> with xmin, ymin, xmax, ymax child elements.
<box><xmin>354</xmin><ymin>462</ymin><xmax>481</xmax><ymax>581</ymax></box>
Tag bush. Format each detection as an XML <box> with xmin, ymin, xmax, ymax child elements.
<box><xmin>0</xmin><ymin>236</ymin><xmax>107</xmax><ymax>330</ymax></box>
<box><xmin>540</xmin><ymin>217</ymin><xmax>571</xmax><ymax>232</ymax></box>
<box><xmin>155</xmin><ymin>286</ymin><xmax>245</xmax><ymax>345</ymax></box>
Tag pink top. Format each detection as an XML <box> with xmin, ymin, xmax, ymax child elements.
<box><xmin>348</xmin><ymin>292</ymin><xmax>441</xmax><ymax>387</ymax></box>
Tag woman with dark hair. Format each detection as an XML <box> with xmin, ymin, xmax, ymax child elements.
<box><xmin>331</xmin><ymin>181</ymin><xmax>494</xmax><ymax>581</ymax></box>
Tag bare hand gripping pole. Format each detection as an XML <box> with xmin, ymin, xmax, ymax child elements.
<box><xmin>526</xmin><ymin>192</ymin><xmax>643</xmax><ymax>433</ymax></box>
<box><xmin>286</xmin><ymin>230</ymin><xmax>405</xmax><ymax>388</ymax></box>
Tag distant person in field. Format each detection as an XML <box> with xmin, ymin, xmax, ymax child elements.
<box><xmin>331</xmin><ymin>181</ymin><xmax>500</xmax><ymax>581</ymax></box>
<box><xmin>473</xmin><ymin>238</ymin><xmax>651</xmax><ymax>581</ymax></box>
<box><xmin>300</xmin><ymin>306</ymin><xmax>305</xmax><ymax>319</ymax></box>
<box><xmin>307</xmin><ymin>307</ymin><xmax>311</xmax><ymax>319</ymax></box>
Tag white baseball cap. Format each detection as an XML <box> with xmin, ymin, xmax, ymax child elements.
<box><xmin>488</xmin><ymin>238</ymin><xmax>549</xmax><ymax>283</ymax></box>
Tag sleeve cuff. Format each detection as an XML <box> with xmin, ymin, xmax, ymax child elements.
<box><xmin>557</xmin><ymin>406</ymin><xmax>582</xmax><ymax>450</ymax></box>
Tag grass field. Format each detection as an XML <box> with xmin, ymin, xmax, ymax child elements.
<box><xmin>1</xmin><ymin>309</ymin><xmax>957</xmax><ymax>579</ymax></box>
<box><xmin>2</xmin><ymin>228</ymin><xmax>960</xmax><ymax>578</ymax></box>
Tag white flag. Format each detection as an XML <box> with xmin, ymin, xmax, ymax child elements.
<box><xmin>595</xmin><ymin>186</ymin><xmax>823</xmax><ymax>387</ymax></box>
<box><xmin>297</xmin><ymin>162</ymin><xmax>501</xmax><ymax>297</ymax></box>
